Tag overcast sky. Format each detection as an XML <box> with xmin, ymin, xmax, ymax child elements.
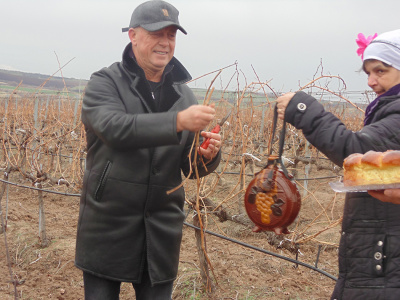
<box><xmin>1</xmin><ymin>0</ymin><xmax>399</xmax><ymax>93</ymax></box>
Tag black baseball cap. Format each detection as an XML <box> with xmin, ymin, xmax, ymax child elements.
<box><xmin>122</xmin><ymin>0</ymin><xmax>187</xmax><ymax>34</ymax></box>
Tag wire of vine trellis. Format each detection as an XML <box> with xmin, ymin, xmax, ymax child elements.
<box><xmin>0</xmin><ymin>172</ymin><xmax>339</xmax><ymax>197</ymax></box>
<box><xmin>0</xmin><ymin>178</ymin><xmax>338</xmax><ymax>282</ymax></box>
<box><xmin>215</xmin><ymin>172</ymin><xmax>339</xmax><ymax>181</ymax></box>
<box><xmin>220</xmin><ymin>149</ymin><xmax>332</xmax><ymax>160</ymax></box>
<box><xmin>4</xmin><ymin>146</ymin><xmax>86</xmax><ymax>160</ymax></box>
<box><xmin>183</xmin><ymin>221</ymin><xmax>337</xmax><ymax>281</ymax></box>
<box><xmin>0</xmin><ymin>178</ymin><xmax>80</xmax><ymax>197</ymax></box>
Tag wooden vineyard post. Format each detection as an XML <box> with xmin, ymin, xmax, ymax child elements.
<box><xmin>259</xmin><ymin>104</ymin><xmax>266</xmax><ymax>154</ymax></box>
<box><xmin>37</xmin><ymin>183</ymin><xmax>49</xmax><ymax>247</ymax></box>
<box><xmin>0</xmin><ymin>171</ymin><xmax>9</xmax><ymax>233</ymax></box>
<box><xmin>73</xmin><ymin>97</ymin><xmax>80</xmax><ymax>128</ymax></box>
<box><xmin>303</xmin><ymin>141</ymin><xmax>310</xmax><ymax>198</ymax></box>
<box><xmin>0</xmin><ymin>171</ymin><xmax>19</xmax><ymax>299</ymax></box>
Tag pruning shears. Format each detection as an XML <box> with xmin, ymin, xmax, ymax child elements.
<box><xmin>200</xmin><ymin>111</ymin><xmax>231</xmax><ymax>150</ymax></box>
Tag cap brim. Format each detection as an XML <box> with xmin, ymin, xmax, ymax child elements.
<box><xmin>142</xmin><ymin>21</ymin><xmax>186</xmax><ymax>34</ymax></box>
<box><xmin>121</xmin><ymin>21</ymin><xmax>187</xmax><ymax>35</ymax></box>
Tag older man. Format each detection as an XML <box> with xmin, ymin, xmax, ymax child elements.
<box><xmin>74</xmin><ymin>1</ymin><xmax>221</xmax><ymax>299</ymax></box>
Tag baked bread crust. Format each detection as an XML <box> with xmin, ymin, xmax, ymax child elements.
<box><xmin>343</xmin><ymin>150</ymin><xmax>400</xmax><ymax>186</ymax></box>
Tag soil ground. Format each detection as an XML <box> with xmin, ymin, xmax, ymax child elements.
<box><xmin>0</xmin><ymin>170</ymin><xmax>343</xmax><ymax>300</ymax></box>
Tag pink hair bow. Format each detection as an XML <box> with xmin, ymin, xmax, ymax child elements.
<box><xmin>356</xmin><ymin>32</ymin><xmax>378</xmax><ymax>60</ymax></box>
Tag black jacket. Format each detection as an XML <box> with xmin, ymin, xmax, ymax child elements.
<box><xmin>285</xmin><ymin>91</ymin><xmax>400</xmax><ymax>299</ymax></box>
<box><xmin>75</xmin><ymin>44</ymin><xmax>220</xmax><ymax>284</ymax></box>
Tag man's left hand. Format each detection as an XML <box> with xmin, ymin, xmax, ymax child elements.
<box><xmin>198</xmin><ymin>131</ymin><xmax>221</xmax><ymax>160</ymax></box>
<box><xmin>368</xmin><ymin>189</ymin><xmax>400</xmax><ymax>204</ymax></box>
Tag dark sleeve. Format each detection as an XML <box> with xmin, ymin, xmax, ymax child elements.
<box><xmin>82</xmin><ymin>70</ymin><xmax>181</xmax><ymax>150</ymax></box>
<box><xmin>181</xmin><ymin>145</ymin><xmax>221</xmax><ymax>179</ymax></box>
<box><xmin>284</xmin><ymin>91</ymin><xmax>400</xmax><ymax>166</ymax></box>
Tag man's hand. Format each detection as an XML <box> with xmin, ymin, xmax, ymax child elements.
<box><xmin>368</xmin><ymin>189</ymin><xmax>400</xmax><ymax>204</ymax></box>
<box><xmin>198</xmin><ymin>131</ymin><xmax>221</xmax><ymax>160</ymax></box>
<box><xmin>177</xmin><ymin>104</ymin><xmax>215</xmax><ymax>132</ymax></box>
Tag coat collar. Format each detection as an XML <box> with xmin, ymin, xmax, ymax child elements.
<box><xmin>121</xmin><ymin>43</ymin><xmax>192</xmax><ymax>85</ymax></box>
<box><xmin>364</xmin><ymin>83</ymin><xmax>400</xmax><ymax>125</ymax></box>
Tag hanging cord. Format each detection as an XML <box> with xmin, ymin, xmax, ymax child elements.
<box><xmin>266</xmin><ymin>104</ymin><xmax>290</xmax><ymax>179</ymax></box>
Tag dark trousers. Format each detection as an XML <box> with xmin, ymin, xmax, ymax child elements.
<box><xmin>83</xmin><ymin>267</ymin><xmax>173</xmax><ymax>300</ymax></box>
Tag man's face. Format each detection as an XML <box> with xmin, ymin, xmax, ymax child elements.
<box><xmin>364</xmin><ymin>60</ymin><xmax>400</xmax><ymax>96</ymax></box>
<box><xmin>130</xmin><ymin>26</ymin><xmax>177</xmax><ymax>79</ymax></box>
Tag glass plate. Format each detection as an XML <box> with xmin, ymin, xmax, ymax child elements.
<box><xmin>329</xmin><ymin>181</ymin><xmax>400</xmax><ymax>193</ymax></box>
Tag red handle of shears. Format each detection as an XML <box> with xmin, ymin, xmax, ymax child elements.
<box><xmin>200</xmin><ymin>124</ymin><xmax>221</xmax><ymax>149</ymax></box>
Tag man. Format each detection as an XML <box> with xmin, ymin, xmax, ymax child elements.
<box><xmin>369</xmin><ymin>189</ymin><xmax>400</xmax><ymax>204</ymax></box>
<box><xmin>74</xmin><ymin>1</ymin><xmax>221</xmax><ymax>299</ymax></box>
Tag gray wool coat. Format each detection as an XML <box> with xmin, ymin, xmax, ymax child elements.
<box><xmin>75</xmin><ymin>44</ymin><xmax>220</xmax><ymax>285</ymax></box>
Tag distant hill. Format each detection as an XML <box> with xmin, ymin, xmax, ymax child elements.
<box><xmin>0</xmin><ymin>69</ymin><xmax>87</xmax><ymax>92</ymax></box>
<box><xmin>0</xmin><ymin>68</ymin><xmax>277</xmax><ymax>103</ymax></box>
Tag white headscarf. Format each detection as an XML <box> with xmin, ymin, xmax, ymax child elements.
<box><xmin>363</xmin><ymin>29</ymin><xmax>400</xmax><ymax>71</ymax></box>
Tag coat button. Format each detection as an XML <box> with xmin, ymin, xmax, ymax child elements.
<box><xmin>152</xmin><ymin>168</ymin><xmax>159</xmax><ymax>175</ymax></box>
<box><xmin>374</xmin><ymin>252</ymin><xmax>382</xmax><ymax>260</ymax></box>
<box><xmin>297</xmin><ymin>103</ymin><xmax>307</xmax><ymax>111</ymax></box>
<box><xmin>145</xmin><ymin>211</ymin><xmax>151</xmax><ymax>218</ymax></box>
<box><xmin>376</xmin><ymin>265</ymin><xmax>382</xmax><ymax>271</ymax></box>
<box><xmin>377</xmin><ymin>241</ymin><xmax>383</xmax><ymax>246</ymax></box>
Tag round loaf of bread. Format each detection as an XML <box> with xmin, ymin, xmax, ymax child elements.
<box><xmin>343</xmin><ymin>150</ymin><xmax>400</xmax><ymax>186</ymax></box>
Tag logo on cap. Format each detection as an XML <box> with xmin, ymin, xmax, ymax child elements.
<box><xmin>162</xmin><ymin>9</ymin><xmax>169</xmax><ymax>17</ymax></box>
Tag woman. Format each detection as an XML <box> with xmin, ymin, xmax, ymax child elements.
<box><xmin>277</xmin><ymin>29</ymin><xmax>400</xmax><ymax>299</ymax></box>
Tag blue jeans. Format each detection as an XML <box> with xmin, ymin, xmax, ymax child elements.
<box><xmin>83</xmin><ymin>265</ymin><xmax>173</xmax><ymax>300</ymax></box>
